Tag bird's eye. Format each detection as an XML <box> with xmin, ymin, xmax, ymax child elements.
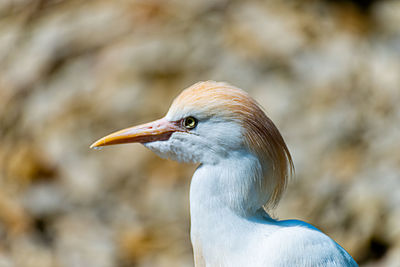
<box><xmin>183</xmin><ymin>116</ymin><xmax>198</xmax><ymax>129</ymax></box>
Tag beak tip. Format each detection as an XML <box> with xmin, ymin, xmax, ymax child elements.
<box><xmin>90</xmin><ymin>139</ymin><xmax>103</xmax><ymax>149</ymax></box>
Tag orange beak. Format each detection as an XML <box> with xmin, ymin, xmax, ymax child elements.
<box><xmin>90</xmin><ymin>118</ymin><xmax>182</xmax><ymax>149</ymax></box>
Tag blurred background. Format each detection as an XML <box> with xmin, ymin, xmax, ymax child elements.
<box><xmin>1</xmin><ymin>0</ymin><xmax>400</xmax><ymax>266</ymax></box>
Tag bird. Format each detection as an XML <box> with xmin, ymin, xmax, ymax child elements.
<box><xmin>91</xmin><ymin>81</ymin><xmax>357</xmax><ymax>267</ymax></box>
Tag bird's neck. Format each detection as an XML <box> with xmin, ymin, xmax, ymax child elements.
<box><xmin>190</xmin><ymin>150</ymin><xmax>269</xmax><ymax>216</ymax></box>
<box><xmin>189</xmin><ymin>151</ymin><xmax>272</xmax><ymax>264</ymax></box>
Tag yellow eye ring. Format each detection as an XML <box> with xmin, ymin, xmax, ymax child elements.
<box><xmin>183</xmin><ymin>116</ymin><xmax>197</xmax><ymax>129</ymax></box>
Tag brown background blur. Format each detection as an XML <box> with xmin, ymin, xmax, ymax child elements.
<box><xmin>1</xmin><ymin>0</ymin><xmax>400</xmax><ymax>266</ymax></box>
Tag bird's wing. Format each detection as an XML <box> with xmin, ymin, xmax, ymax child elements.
<box><xmin>260</xmin><ymin>221</ymin><xmax>358</xmax><ymax>267</ymax></box>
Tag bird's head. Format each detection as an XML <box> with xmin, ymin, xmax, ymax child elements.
<box><xmin>91</xmin><ymin>81</ymin><xmax>293</xmax><ymax>207</ymax></box>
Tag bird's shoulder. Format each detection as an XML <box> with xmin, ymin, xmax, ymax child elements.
<box><xmin>256</xmin><ymin>218</ymin><xmax>358</xmax><ymax>266</ymax></box>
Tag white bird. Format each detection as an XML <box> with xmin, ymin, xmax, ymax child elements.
<box><xmin>91</xmin><ymin>81</ymin><xmax>357</xmax><ymax>267</ymax></box>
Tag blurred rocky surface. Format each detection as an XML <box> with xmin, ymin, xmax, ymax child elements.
<box><xmin>1</xmin><ymin>0</ymin><xmax>399</xmax><ymax>266</ymax></box>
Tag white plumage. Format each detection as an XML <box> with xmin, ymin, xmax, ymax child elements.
<box><xmin>91</xmin><ymin>81</ymin><xmax>357</xmax><ymax>266</ymax></box>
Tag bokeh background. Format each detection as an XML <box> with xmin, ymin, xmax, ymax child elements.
<box><xmin>1</xmin><ymin>0</ymin><xmax>400</xmax><ymax>266</ymax></box>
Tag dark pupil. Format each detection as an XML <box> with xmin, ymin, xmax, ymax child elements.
<box><xmin>185</xmin><ymin>117</ymin><xmax>195</xmax><ymax>128</ymax></box>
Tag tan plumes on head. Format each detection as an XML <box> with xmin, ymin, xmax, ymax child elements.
<box><xmin>242</xmin><ymin>103</ymin><xmax>294</xmax><ymax>209</ymax></box>
<box><xmin>171</xmin><ymin>81</ymin><xmax>294</xmax><ymax>208</ymax></box>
